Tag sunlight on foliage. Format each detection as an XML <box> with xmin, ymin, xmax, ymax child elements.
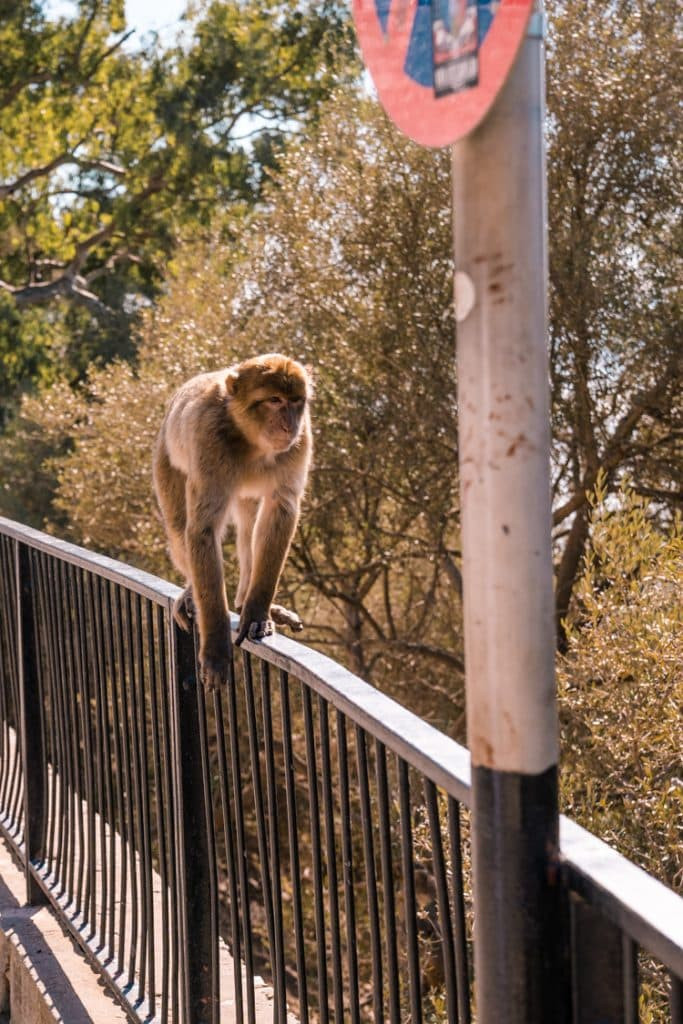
<box><xmin>559</xmin><ymin>474</ymin><xmax>683</xmax><ymax>892</ymax></box>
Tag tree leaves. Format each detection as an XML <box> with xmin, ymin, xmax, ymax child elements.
<box><xmin>0</xmin><ymin>0</ymin><xmax>356</xmax><ymax>410</ymax></box>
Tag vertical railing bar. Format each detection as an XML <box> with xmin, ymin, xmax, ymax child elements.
<box><xmin>52</xmin><ymin>557</ymin><xmax>76</xmax><ymax>903</ymax></box>
<box><xmin>15</xmin><ymin>540</ymin><xmax>47</xmax><ymax>905</ymax></box>
<box><xmin>355</xmin><ymin>725</ymin><xmax>384</xmax><ymax>1024</ymax></box>
<box><xmin>32</xmin><ymin>557</ymin><xmax>56</xmax><ymax>884</ymax></box>
<box><xmin>279</xmin><ymin>670</ymin><xmax>309</xmax><ymax>1023</ymax></box>
<box><xmin>37</xmin><ymin>549</ymin><xmax>63</xmax><ymax>885</ymax></box>
<box><xmin>0</xmin><ymin>540</ymin><xmax>11</xmax><ymax>817</ymax></box>
<box><xmin>156</xmin><ymin>606</ymin><xmax>181</xmax><ymax>1024</ymax></box>
<box><xmin>73</xmin><ymin>567</ymin><xmax>98</xmax><ymax>934</ymax></box>
<box><xmin>99</xmin><ymin>579</ymin><xmax>121</xmax><ymax>965</ymax></box>
<box><xmin>194</xmin><ymin>676</ymin><xmax>220</xmax><ymax>1024</ymax></box>
<box><xmin>260</xmin><ymin>660</ymin><xmax>287</xmax><ymax>1022</ymax></box>
<box><xmin>4</xmin><ymin>537</ymin><xmax>25</xmax><ymax>843</ymax></box>
<box><xmin>114</xmin><ymin>585</ymin><xmax>136</xmax><ymax>981</ymax></box>
<box><xmin>622</xmin><ymin>935</ymin><xmax>638</xmax><ymax>1024</ymax></box>
<box><xmin>302</xmin><ymin>684</ymin><xmax>329</xmax><ymax>1024</ymax></box>
<box><xmin>337</xmin><ymin>711</ymin><xmax>361</xmax><ymax>1024</ymax></box>
<box><xmin>424</xmin><ymin>779</ymin><xmax>459</xmax><ymax>1024</ymax></box>
<box><xmin>56</xmin><ymin>565</ymin><xmax>78</xmax><ymax>909</ymax></box>
<box><xmin>242</xmin><ymin>650</ymin><xmax>281</xmax><ymax>1019</ymax></box>
<box><xmin>6</xmin><ymin>535</ymin><xmax>25</xmax><ymax>838</ymax></box>
<box><xmin>43</xmin><ymin>550</ymin><xmax>69</xmax><ymax>883</ymax></box>
<box><xmin>33</xmin><ymin>556</ymin><xmax>48</xmax><ymax>856</ymax></box>
<box><xmin>102</xmin><ymin>580</ymin><xmax>126</xmax><ymax>971</ymax></box>
<box><xmin>670</xmin><ymin>972</ymin><xmax>682</xmax><ymax>1024</ymax></box>
<box><xmin>89</xmin><ymin>572</ymin><xmax>111</xmax><ymax>948</ymax></box>
<box><xmin>92</xmin><ymin>575</ymin><xmax>116</xmax><ymax>953</ymax></box>
<box><xmin>397</xmin><ymin>758</ymin><xmax>422</xmax><ymax>1024</ymax></box>
<box><xmin>376</xmin><ymin>739</ymin><xmax>400</xmax><ymax>1023</ymax></box>
<box><xmin>67</xmin><ymin>564</ymin><xmax>87</xmax><ymax>919</ymax></box>
<box><xmin>212</xmin><ymin>684</ymin><xmax>245</xmax><ymax>1024</ymax></box>
<box><xmin>131</xmin><ymin>592</ymin><xmax>154</xmax><ymax>1002</ymax></box>
<box><xmin>123</xmin><ymin>588</ymin><xmax>143</xmax><ymax>990</ymax></box>
<box><xmin>447</xmin><ymin>797</ymin><xmax>471</xmax><ymax>1024</ymax></box>
<box><xmin>0</xmin><ymin>537</ymin><xmax>10</xmax><ymax>806</ymax></box>
<box><xmin>0</xmin><ymin>536</ymin><xmax>15</xmax><ymax>817</ymax></box>
<box><xmin>225</xmin><ymin>652</ymin><xmax>257</xmax><ymax>1024</ymax></box>
<box><xmin>62</xmin><ymin>562</ymin><xmax>84</xmax><ymax>912</ymax></box>
<box><xmin>166</xmin><ymin>619</ymin><xmax>190</xmax><ymax>1020</ymax></box>
<box><xmin>84</xmin><ymin>570</ymin><xmax>108</xmax><ymax>941</ymax></box>
<box><xmin>146</xmin><ymin>602</ymin><xmax>170</xmax><ymax>1020</ymax></box>
<box><xmin>318</xmin><ymin>696</ymin><xmax>344</xmax><ymax>1023</ymax></box>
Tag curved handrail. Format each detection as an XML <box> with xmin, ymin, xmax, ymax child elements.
<box><xmin>0</xmin><ymin>514</ymin><xmax>472</xmax><ymax>803</ymax></box>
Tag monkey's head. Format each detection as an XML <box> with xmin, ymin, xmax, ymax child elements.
<box><xmin>227</xmin><ymin>354</ymin><xmax>312</xmax><ymax>454</ymax></box>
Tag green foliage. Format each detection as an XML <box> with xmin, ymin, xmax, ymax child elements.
<box><xmin>0</xmin><ymin>0</ymin><xmax>357</xmax><ymax>410</ymax></box>
<box><xmin>559</xmin><ymin>476</ymin><xmax>683</xmax><ymax>891</ymax></box>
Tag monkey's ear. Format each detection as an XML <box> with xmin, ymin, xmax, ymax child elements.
<box><xmin>225</xmin><ymin>369</ymin><xmax>240</xmax><ymax>396</ymax></box>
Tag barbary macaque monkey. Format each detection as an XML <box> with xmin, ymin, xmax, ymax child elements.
<box><xmin>153</xmin><ymin>353</ymin><xmax>312</xmax><ymax>690</ymax></box>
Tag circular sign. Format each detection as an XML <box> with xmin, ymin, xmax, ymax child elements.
<box><xmin>353</xmin><ymin>0</ymin><xmax>535</xmax><ymax>147</ymax></box>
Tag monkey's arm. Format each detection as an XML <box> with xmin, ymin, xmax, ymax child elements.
<box><xmin>236</xmin><ymin>492</ymin><xmax>300</xmax><ymax>646</ymax></box>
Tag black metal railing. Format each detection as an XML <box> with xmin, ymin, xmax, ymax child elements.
<box><xmin>0</xmin><ymin>516</ymin><xmax>681</xmax><ymax>1024</ymax></box>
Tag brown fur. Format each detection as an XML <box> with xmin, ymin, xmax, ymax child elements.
<box><xmin>153</xmin><ymin>353</ymin><xmax>313</xmax><ymax>689</ymax></box>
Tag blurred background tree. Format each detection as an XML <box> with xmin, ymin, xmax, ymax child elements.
<box><xmin>0</xmin><ymin>0</ymin><xmax>356</xmax><ymax>422</ymax></box>
<box><xmin>547</xmin><ymin>0</ymin><xmax>682</xmax><ymax>645</ymax></box>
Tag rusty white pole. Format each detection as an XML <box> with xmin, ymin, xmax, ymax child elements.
<box><xmin>452</xmin><ymin>4</ymin><xmax>566</xmax><ymax>1021</ymax></box>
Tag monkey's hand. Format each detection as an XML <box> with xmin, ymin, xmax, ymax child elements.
<box><xmin>236</xmin><ymin>602</ymin><xmax>274</xmax><ymax>646</ymax></box>
<box><xmin>270</xmin><ymin>604</ymin><xmax>304</xmax><ymax>632</ymax></box>
<box><xmin>172</xmin><ymin>586</ymin><xmax>195</xmax><ymax>632</ymax></box>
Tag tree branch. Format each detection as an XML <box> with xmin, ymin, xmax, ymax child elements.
<box><xmin>0</xmin><ymin>153</ymin><xmax>126</xmax><ymax>198</ymax></box>
<box><xmin>0</xmin><ymin>273</ymin><xmax>116</xmax><ymax>319</ymax></box>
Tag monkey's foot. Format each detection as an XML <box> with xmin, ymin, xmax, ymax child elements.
<box><xmin>270</xmin><ymin>604</ymin><xmax>304</xmax><ymax>632</ymax></box>
<box><xmin>173</xmin><ymin>587</ymin><xmax>195</xmax><ymax>632</ymax></box>
<box><xmin>199</xmin><ymin>648</ymin><xmax>231</xmax><ymax>691</ymax></box>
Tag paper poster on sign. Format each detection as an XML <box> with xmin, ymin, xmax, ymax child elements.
<box><xmin>353</xmin><ymin>0</ymin><xmax>533</xmax><ymax>146</ymax></box>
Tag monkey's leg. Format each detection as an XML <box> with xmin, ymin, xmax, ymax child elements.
<box><xmin>235</xmin><ymin>501</ymin><xmax>302</xmax><ymax>632</ymax></box>
<box><xmin>153</xmin><ymin>444</ymin><xmax>190</xmax><ymax>577</ymax></box>
<box><xmin>186</xmin><ymin>486</ymin><xmax>231</xmax><ymax>690</ymax></box>
<box><xmin>236</xmin><ymin>494</ymin><xmax>299</xmax><ymax>645</ymax></box>
<box><xmin>234</xmin><ymin>497</ymin><xmax>259</xmax><ymax>610</ymax></box>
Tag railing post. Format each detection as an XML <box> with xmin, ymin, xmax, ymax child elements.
<box><xmin>168</xmin><ymin>619</ymin><xmax>218</xmax><ymax>1023</ymax></box>
<box><xmin>569</xmin><ymin>895</ymin><xmax>627</xmax><ymax>1024</ymax></box>
<box><xmin>452</xmin><ymin>4</ymin><xmax>567</xmax><ymax>1021</ymax></box>
<box><xmin>15</xmin><ymin>541</ymin><xmax>47</xmax><ymax>905</ymax></box>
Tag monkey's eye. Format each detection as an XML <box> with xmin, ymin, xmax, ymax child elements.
<box><xmin>266</xmin><ymin>396</ymin><xmax>284</xmax><ymax>407</ymax></box>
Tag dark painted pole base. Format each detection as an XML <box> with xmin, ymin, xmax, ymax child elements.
<box><xmin>471</xmin><ymin>763</ymin><xmax>569</xmax><ymax>1024</ymax></box>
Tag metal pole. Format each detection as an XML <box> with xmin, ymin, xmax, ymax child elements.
<box><xmin>452</xmin><ymin>5</ymin><xmax>566</xmax><ymax>1021</ymax></box>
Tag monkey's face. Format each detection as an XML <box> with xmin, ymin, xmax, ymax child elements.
<box><xmin>255</xmin><ymin>391</ymin><xmax>307</xmax><ymax>452</ymax></box>
<box><xmin>228</xmin><ymin>355</ymin><xmax>311</xmax><ymax>455</ymax></box>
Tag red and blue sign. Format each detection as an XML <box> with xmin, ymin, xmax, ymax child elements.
<box><xmin>353</xmin><ymin>0</ymin><xmax>535</xmax><ymax>147</ymax></box>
